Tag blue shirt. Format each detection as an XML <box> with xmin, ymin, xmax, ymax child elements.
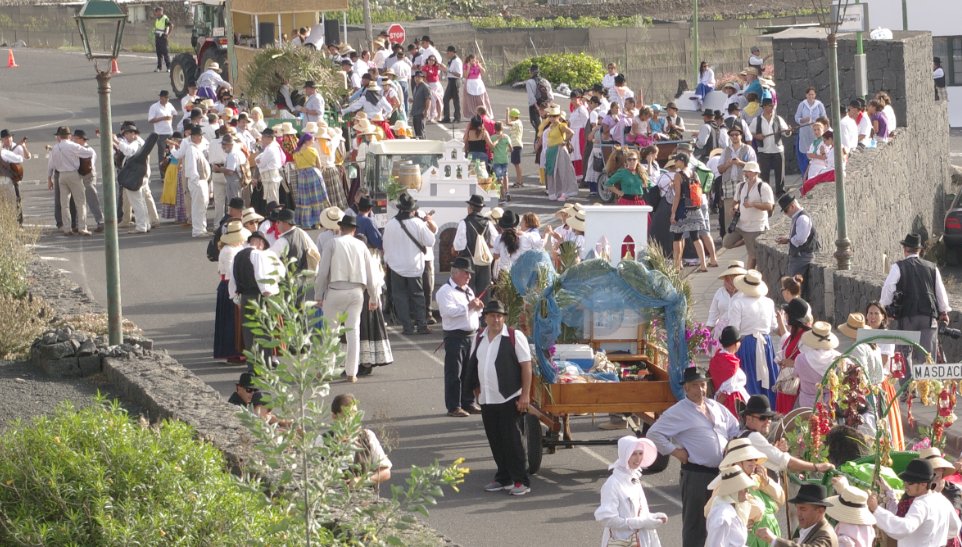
<box><xmin>355</xmin><ymin>213</ymin><xmax>382</xmax><ymax>250</ymax></box>
<box><xmin>646</xmin><ymin>396</ymin><xmax>739</xmax><ymax>467</ymax></box>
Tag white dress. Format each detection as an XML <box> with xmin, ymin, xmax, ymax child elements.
<box><xmin>595</xmin><ymin>439</ymin><xmax>664</xmax><ymax>547</ymax></box>
<box><xmin>705</xmin><ymin>501</ymin><xmax>749</xmax><ymax>547</ymax></box>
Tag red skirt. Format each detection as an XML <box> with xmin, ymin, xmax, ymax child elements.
<box><xmin>800</xmin><ymin>169</ymin><xmax>835</xmax><ymax>196</ymax></box>
<box><xmin>775</xmin><ymin>392</ymin><xmax>797</xmax><ymax>414</ymax></box>
<box><xmin>617</xmin><ymin>195</ymin><xmax>647</xmax><ymax>206</ymax></box>
<box><xmin>718</xmin><ymin>391</ymin><xmax>747</xmax><ymax>418</ymax></box>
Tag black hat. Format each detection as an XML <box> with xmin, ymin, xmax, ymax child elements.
<box><xmin>728</xmin><ymin>126</ymin><xmax>743</xmax><ymax>136</ymax></box>
<box><xmin>778</xmin><ymin>193</ymin><xmax>796</xmax><ymax>212</ymax></box>
<box><xmin>395</xmin><ymin>192</ymin><xmax>416</xmax><ymax>212</ymax></box>
<box><xmin>55</xmin><ymin>126</ymin><xmax>71</xmax><ymax>137</ymax></box>
<box><xmin>190</xmin><ymin>109</ymin><xmax>203</xmax><ymax>118</ymax></box>
<box><xmin>761</xmin><ymin>98</ymin><xmax>774</xmax><ymax>106</ymax></box>
<box><xmin>899</xmin><ymin>458</ymin><xmax>936</xmax><ymax>483</ymax></box>
<box><xmin>237</xmin><ymin>372</ymin><xmax>257</xmax><ymax>389</ymax></box>
<box><xmin>248</xmin><ymin>231</ymin><xmax>270</xmax><ymax>245</ymax></box>
<box><xmin>727</xmin><ymin>102</ymin><xmax>741</xmax><ymax>113</ymax></box>
<box><xmin>189</xmin><ymin>125</ymin><xmax>203</xmax><ymax>137</ymax></box>
<box><xmin>237</xmin><ymin>112</ymin><xmax>250</xmax><ymax>121</ymax></box>
<box><xmin>719</xmin><ymin>326</ymin><xmax>740</xmax><ymax>347</ymax></box>
<box><xmin>261</xmin><ymin>127</ymin><xmax>275</xmax><ymax>137</ymax></box>
<box><xmin>672</xmin><ymin>152</ymin><xmax>690</xmax><ymax>164</ymax></box>
<box><xmin>446</xmin><ymin>45</ymin><xmax>457</xmax><ymax>53</ymax></box>
<box><xmin>466</xmin><ymin>194</ymin><xmax>485</xmax><ymax>208</ymax></box>
<box><xmin>303</xmin><ymin>80</ymin><xmax>316</xmax><ymax>88</ymax></box>
<box><xmin>251</xmin><ymin>390</ymin><xmax>271</xmax><ymax>408</ymax></box>
<box><xmin>357</xmin><ymin>196</ymin><xmax>373</xmax><ymax>211</ymax></box>
<box><xmin>337</xmin><ymin>214</ymin><xmax>357</xmax><ymax>228</ymax></box>
<box><xmin>935</xmin><ymin>56</ymin><xmax>942</xmax><ymax>65</ymax></box>
<box><xmin>498</xmin><ymin>209</ymin><xmax>520</xmax><ymax>229</ymax></box>
<box><xmin>529</xmin><ymin>64</ymin><xmax>539</xmax><ymax>72</ymax></box>
<box><xmin>228</xmin><ymin>197</ymin><xmax>245</xmax><ymax>211</ymax></box>
<box><xmin>275</xmin><ymin>208</ymin><xmax>296</xmax><ymax>224</ymax></box>
<box><xmin>741</xmin><ymin>394</ymin><xmax>777</xmax><ymax>418</ymax></box>
<box><xmin>451</xmin><ymin>256</ymin><xmax>475</xmax><ymax>273</ymax></box>
<box><xmin>0</xmin><ymin>129</ymin><xmax>10</xmax><ymax>139</ymax></box>
<box><xmin>900</xmin><ymin>233</ymin><xmax>923</xmax><ymax>249</ymax></box>
<box><xmin>72</xmin><ymin>129</ymin><xmax>87</xmax><ymax>139</ymax></box>
<box><xmin>702</xmin><ymin>108</ymin><xmax>714</xmax><ymax>117</ymax></box>
<box><xmin>680</xmin><ymin>367</ymin><xmax>707</xmax><ymax>385</ymax></box>
<box><xmin>340</xmin><ymin>59</ymin><xmax>353</xmax><ymax>66</ymax></box>
<box><xmin>483</xmin><ymin>299</ymin><xmax>507</xmax><ymax>316</ymax></box>
<box><xmin>159</xmin><ymin>90</ymin><xmax>169</xmax><ymax>97</ymax></box>
<box><xmin>420</xmin><ymin>35</ymin><xmax>432</xmax><ymax>42</ymax></box>
<box><xmin>788</xmin><ymin>483</ymin><xmax>831</xmax><ymax>506</ymax></box>
<box><xmin>170</xmin><ymin>131</ymin><xmax>183</xmax><ymax>139</ymax></box>
<box><xmin>783</xmin><ymin>297</ymin><xmax>811</xmax><ymax>327</ymax></box>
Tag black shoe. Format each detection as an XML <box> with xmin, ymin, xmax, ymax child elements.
<box><xmin>426</xmin><ymin>317</ymin><xmax>438</xmax><ymax>326</ymax></box>
<box><xmin>417</xmin><ymin>327</ymin><xmax>433</xmax><ymax>335</ymax></box>
<box><xmin>465</xmin><ymin>404</ymin><xmax>482</xmax><ymax>415</ymax></box>
<box><xmin>357</xmin><ymin>365</ymin><xmax>374</xmax><ymax>377</ymax></box>
<box><xmin>401</xmin><ymin>328</ymin><xmax>416</xmax><ymax>335</ymax></box>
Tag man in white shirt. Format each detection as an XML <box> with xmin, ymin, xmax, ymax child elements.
<box><xmin>0</xmin><ymin>128</ymin><xmax>30</xmax><ymax>226</ymax></box>
<box><xmin>371</xmin><ymin>38</ymin><xmax>390</xmax><ymax>70</ymax></box>
<box><xmin>230</xmin><ymin>231</ymin><xmax>286</xmax><ymax>372</ymax></box>
<box><xmin>382</xmin><ymin>193</ymin><xmax>436</xmax><ymax>335</ymax></box>
<box><xmin>391</xmin><ymin>50</ymin><xmax>413</xmax><ymax>113</ymax></box>
<box><xmin>49</xmin><ymin>126</ymin><xmax>96</xmax><ymax>236</ymax></box>
<box><xmin>847</xmin><ymin>99</ymin><xmax>871</xmax><ymax>147</ymax></box>
<box><xmin>775</xmin><ymin>194</ymin><xmax>817</xmax><ymax>297</ymax></box>
<box><xmin>880</xmin><ymin>233</ymin><xmax>951</xmax><ymax>375</ymax></box>
<box><xmin>147</xmin><ymin>89</ymin><xmax>177</xmax><ymax>169</ymax></box>
<box><xmin>254</xmin><ymin>127</ymin><xmax>285</xmax><ymax>206</ymax></box>
<box><xmin>437</xmin><ymin>256</ymin><xmax>484</xmax><ymax>418</ymax></box>
<box><xmin>717</xmin><ymin>127</ymin><xmax>756</xmax><ymax>241</ymax></box>
<box><xmin>441</xmin><ymin>45</ymin><xmax>462</xmax><ymax>123</ymax></box>
<box><xmin>722</xmin><ymin>161</ymin><xmax>774</xmax><ymax>269</ymax></box>
<box><xmin>648</xmin><ymin>367</ymin><xmax>739</xmax><ymax>547</ymax></box>
<box><xmin>737</xmin><ymin>395</ymin><xmax>834</xmax><ymax>475</ymax></box>
<box><xmin>207</xmin><ymin>129</ymin><xmax>229</xmax><ymax>216</ymax></box>
<box><xmin>214</xmin><ymin>134</ymin><xmax>247</xmax><ymax>206</ymax></box>
<box><xmin>174</xmin><ymin>125</ymin><xmax>211</xmax><ymax>237</ymax></box>
<box><xmin>465</xmin><ymin>300</ymin><xmax>533</xmax><ymax>497</ymax></box>
<box><xmin>453</xmin><ymin>194</ymin><xmax>497</xmax><ymax>300</ymax></box>
<box><xmin>297</xmin><ymin>81</ymin><xmax>325</xmax><ymax>124</ymax></box>
<box><xmin>868</xmin><ymin>458</ymin><xmax>962</xmax><ymax>547</ymax></box>
<box><xmin>417</xmin><ymin>36</ymin><xmax>441</xmax><ymax>69</ymax></box>
<box><xmin>751</xmin><ymin>98</ymin><xmax>792</xmax><ymax>196</ymax></box>
<box><xmin>314</xmin><ymin>214</ymin><xmax>380</xmax><ymax>382</ymax></box>
<box><xmin>71</xmin><ymin>129</ymin><xmax>104</xmax><ymax>233</ymax></box>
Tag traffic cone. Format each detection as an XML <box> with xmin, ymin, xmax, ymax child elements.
<box><xmin>6</xmin><ymin>49</ymin><xmax>17</xmax><ymax>68</ymax></box>
<box><xmin>110</xmin><ymin>57</ymin><xmax>121</xmax><ymax>74</ymax></box>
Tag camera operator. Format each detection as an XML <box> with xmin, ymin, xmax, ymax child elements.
<box><xmin>880</xmin><ymin>233</ymin><xmax>951</xmax><ymax>383</ymax></box>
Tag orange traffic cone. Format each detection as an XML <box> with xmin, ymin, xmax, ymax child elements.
<box><xmin>6</xmin><ymin>49</ymin><xmax>18</xmax><ymax>68</ymax></box>
<box><xmin>110</xmin><ymin>57</ymin><xmax>121</xmax><ymax>74</ymax></box>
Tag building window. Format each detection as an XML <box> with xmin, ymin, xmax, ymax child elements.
<box><xmin>933</xmin><ymin>37</ymin><xmax>962</xmax><ymax>86</ymax></box>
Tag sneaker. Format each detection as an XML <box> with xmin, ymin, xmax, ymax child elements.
<box><xmin>484</xmin><ymin>481</ymin><xmax>510</xmax><ymax>492</ymax></box>
<box><xmin>509</xmin><ymin>483</ymin><xmax>530</xmax><ymax>496</ymax></box>
<box><xmin>446</xmin><ymin>408</ymin><xmax>470</xmax><ymax>418</ymax></box>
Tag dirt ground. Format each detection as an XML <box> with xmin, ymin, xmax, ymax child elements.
<box><xmin>501</xmin><ymin>0</ymin><xmax>814</xmax><ymax>21</ymax></box>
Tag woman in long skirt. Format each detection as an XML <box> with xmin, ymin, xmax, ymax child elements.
<box><xmin>317</xmin><ymin>131</ymin><xmax>348</xmax><ymax>210</ymax></box>
<box><xmin>292</xmin><ymin>133</ymin><xmax>328</xmax><ymax>228</ymax></box>
<box><xmin>358</xmin><ymin>252</ymin><xmax>393</xmax><ymax>376</ymax></box>
<box><xmin>727</xmin><ymin>270</ymin><xmax>780</xmax><ymax>402</ymax></box>
<box><xmin>158</xmin><ymin>152</ymin><xmax>180</xmax><ymax>219</ymax></box>
<box><xmin>213</xmin><ymin>220</ymin><xmax>249</xmax><ymax>361</ymax></box>
<box><xmin>175</xmin><ymin>159</ymin><xmax>190</xmax><ymax>225</ymax></box>
<box><xmin>461</xmin><ymin>55</ymin><xmax>493</xmax><ymax>118</ymax></box>
<box><xmin>422</xmin><ymin>55</ymin><xmax>444</xmax><ymax>123</ymax></box>
<box><xmin>541</xmin><ymin>105</ymin><xmax>578</xmax><ymax>201</ymax></box>
<box><xmin>864</xmin><ymin>302</ymin><xmax>905</xmax><ymax>450</ymax></box>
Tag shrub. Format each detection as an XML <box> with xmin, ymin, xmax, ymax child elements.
<box><xmin>470</xmin><ymin>15</ymin><xmax>650</xmax><ymax>29</ymax></box>
<box><xmin>0</xmin><ymin>293</ymin><xmax>50</xmax><ymax>360</ymax></box>
<box><xmin>0</xmin><ymin>399</ymin><xmax>289</xmax><ymax>545</ymax></box>
<box><xmin>241</xmin><ymin>45</ymin><xmax>348</xmax><ymax>107</ymax></box>
<box><xmin>0</xmin><ymin>201</ymin><xmax>38</xmax><ymax>299</ymax></box>
<box><xmin>503</xmin><ymin>52</ymin><xmax>605</xmax><ymax>90</ymax></box>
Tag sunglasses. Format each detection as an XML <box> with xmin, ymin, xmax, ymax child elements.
<box><xmin>626</xmin><ymin>157</ymin><xmax>638</xmax><ymax>161</ymax></box>
<box><xmin>752</xmin><ymin>415</ymin><xmax>774</xmax><ymax>422</ymax></box>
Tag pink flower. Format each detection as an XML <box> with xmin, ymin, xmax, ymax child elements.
<box><xmin>910</xmin><ymin>437</ymin><xmax>931</xmax><ymax>451</ymax></box>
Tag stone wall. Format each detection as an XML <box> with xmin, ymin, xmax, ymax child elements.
<box><xmin>755</xmin><ymin>30</ymin><xmax>961</xmax><ymax>359</ymax></box>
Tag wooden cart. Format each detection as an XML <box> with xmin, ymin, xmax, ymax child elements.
<box><xmin>522</xmin><ymin>325</ymin><xmax>677</xmax><ymax>474</ymax></box>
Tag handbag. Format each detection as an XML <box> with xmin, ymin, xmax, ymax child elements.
<box><xmin>774</xmin><ymin>365</ymin><xmax>800</xmax><ymax>395</ymax></box>
<box><xmin>592</xmin><ymin>153</ymin><xmax>605</xmax><ymax>174</ymax></box>
<box><xmin>606</xmin><ymin>530</ymin><xmax>640</xmax><ymax>547</ymax></box>
<box><xmin>643</xmin><ymin>184</ymin><xmax>661</xmax><ymax>211</ymax></box>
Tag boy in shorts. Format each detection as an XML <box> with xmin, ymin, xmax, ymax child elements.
<box><xmin>490</xmin><ymin>121</ymin><xmax>512</xmax><ymax>204</ymax></box>
<box><xmin>506</xmin><ymin>108</ymin><xmax>524</xmax><ymax>188</ymax></box>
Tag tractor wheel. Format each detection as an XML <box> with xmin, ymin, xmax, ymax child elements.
<box><xmin>200</xmin><ymin>47</ymin><xmax>229</xmax><ymax>83</ymax></box>
<box><xmin>640</xmin><ymin>421</ymin><xmax>670</xmax><ymax>475</ymax></box>
<box><xmin>170</xmin><ymin>53</ymin><xmax>197</xmax><ymax>99</ymax></box>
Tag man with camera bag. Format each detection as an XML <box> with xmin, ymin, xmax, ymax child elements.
<box><xmin>881</xmin><ymin>233</ymin><xmax>951</xmax><ymax>379</ymax></box>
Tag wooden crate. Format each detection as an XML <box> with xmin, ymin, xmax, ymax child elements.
<box><xmin>536</xmin><ymin>363</ymin><xmax>675</xmax><ymax>416</ymax></box>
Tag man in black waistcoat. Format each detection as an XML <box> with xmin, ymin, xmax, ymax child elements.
<box><xmin>775</xmin><ymin>193</ymin><xmax>818</xmax><ymax>299</ymax></box>
<box><xmin>232</xmin><ymin>231</ymin><xmax>286</xmax><ymax>373</ymax></box>
<box><xmin>465</xmin><ymin>300</ymin><xmax>533</xmax><ymax>497</ymax></box>
<box><xmin>453</xmin><ymin>195</ymin><xmax>496</xmax><ymax>301</ymax></box>
<box><xmin>880</xmin><ymin>233</ymin><xmax>951</xmax><ymax>378</ymax></box>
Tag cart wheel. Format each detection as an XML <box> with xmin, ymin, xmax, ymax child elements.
<box><xmin>597</xmin><ymin>172</ymin><xmax>617</xmax><ymax>203</ymax></box>
<box><xmin>522</xmin><ymin>413</ymin><xmax>543</xmax><ymax>475</ymax></box>
<box><xmin>640</xmin><ymin>421</ymin><xmax>670</xmax><ymax>475</ymax></box>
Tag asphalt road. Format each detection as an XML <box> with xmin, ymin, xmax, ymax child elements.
<box><xmin>2</xmin><ymin>48</ymin><xmax>692</xmax><ymax>547</ymax></box>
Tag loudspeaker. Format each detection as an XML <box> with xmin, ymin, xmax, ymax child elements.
<box><xmin>258</xmin><ymin>22</ymin><xmax>275</xmax><ymax>48</ymax></box>
<box><xmin>324</xmin><ymin>19</ymin><xmax>340</xmax><ymax>46</ymax></box>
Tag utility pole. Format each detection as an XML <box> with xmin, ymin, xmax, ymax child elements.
<box><xmin>692</xmin><ymin>0</ymin><xmax>700</xmax><ymax>86</ymax></box>
<box><xmin>902</xmin><ymin>0</ymin><xmax>908</xmax><ymax>30</ymax></box>
<box><xmin>362</xmin><ymin>0</ymin><xmax>373</xmax><ymax>50</ymax></box>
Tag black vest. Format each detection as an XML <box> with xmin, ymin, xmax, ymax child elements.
<box><xmin>466</xmin><ymin>329</ymin><xmax>522</xmax><ymax>400</ymax></box>
<box><xmin>789</xmin><ymin>210</ymin><xmax>817</xmax><ymax>257</ymax></box>
<box><xmin>459</xmin><ymin>213</ymin><xmax>489</xmax><ymax>260</ymax></box>
<box><xmin>232</xmin><ymin>247</ymin><xmax>260</xmax><ymax>296</ymax></box>
<box><xmin>895</xmin><ymin>256</ymin><xmax>938</xmax><ymax>319</ymax></box>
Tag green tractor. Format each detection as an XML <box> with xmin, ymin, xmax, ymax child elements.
<box><xmin>169</xmin><ymin>0</ymin><xmax>230</xmax><ymax>98</ymax></box>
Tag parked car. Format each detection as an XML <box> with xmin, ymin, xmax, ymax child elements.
<box><xmin>942</xmin><ymin>192</ymin><xmax>962</xmax><ymax>264</ymax></box>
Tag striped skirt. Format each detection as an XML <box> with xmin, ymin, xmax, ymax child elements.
<box><xmin>175</xmin><ymin>167</ymin><xmax>190</xmax><ymax>224</ymax></box>
<box><xmin>322</xmin><ymin>165</ymin><xmax>348</xmax><ymax>210</ymax></box>
<box><xmin>295</xmin><ymin>167</ymin><xmax>328</xmax><ymax>228</ymax></box>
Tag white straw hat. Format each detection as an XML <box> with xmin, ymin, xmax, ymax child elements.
<box><xmin>919</xmin><ymin>447</ymin><xmax>955</xmax><ymax>473</ymax></box>
<box><xmin>801</xmin><ymin>321</ymin><xmax>839</xmax><ymax>350</ymax></box>
<box><xmin>718</xmin><ymin>260</ymin><xmax>747</xmax><ymax>279</ymax></box>
<box><xmin>711</xmin><ymin>466</ymin><xmax>756</xmax><ymax>498</ymax></box>
<box><xmin>319</xmin><ymin>206</ymin><xmax>344</xmax><ymax>231</ymax></box>
<box><xmin>733</xmin><ymin>269</ymin><xmax>768</xmax><ymax>297</ymax></box>
<box><xmin>825</xmin><ymin>480</ymin><xmax>876</xmax><ymax>526</ymax></box>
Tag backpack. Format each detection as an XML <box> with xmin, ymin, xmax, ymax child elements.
<box><xmin>534</xmin><ymin>76</ymin><xmax>552</xmax><ymax>105</ymax></box>
<box><xmin>682</xmin><ymin>170</ymin><xmax>702</xmax><ymax>208</ymax></box>
<box><xmin>471</xmin><ymin>221</ymin><xmax>493</xmax><ymax>266</ymax></box>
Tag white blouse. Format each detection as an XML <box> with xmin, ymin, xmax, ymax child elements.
<box><xmin>727</xmin><ymin>294</ymin><xmax>778</xmax><ymax>337</ymax></box>
<box><xmin>707</xmin><ymin>287</ymin><xmax>735</xmax><ymax>338</ymax></box>
<box><xmin>705</xmin><ymin>501</ymin><xmax>748</xmax><ymax>547</ymax></box>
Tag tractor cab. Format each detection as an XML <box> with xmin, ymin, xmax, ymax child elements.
<box><xmin>170</xmin><ymin>0</ymin><xmax>229</xmax><ymax>98</ymax></box>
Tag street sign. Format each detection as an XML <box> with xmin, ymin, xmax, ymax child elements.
<box><xmin>831</xmin><ymin>2</ymin><xmax>869</xmax><ymax>33</ymax></box>
<box><xmin>912</xmin><ymin>363</ymin><xmax>962</xmax><ymax>380</ymax></box>
<box><xmin>387</xmin><ymin>23</ymin><xmax>405</xmax><ymax>44</ymax></box>
<box><xmin>855</xmin><ymin>329</ymin><xmax>921</xmax><ymax>345</ymax></box>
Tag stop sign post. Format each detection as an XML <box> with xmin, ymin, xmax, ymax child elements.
<box><xmin>387</xmin><ymin>23</ymin><xmax>405</xmax><ymax>44</ymax></box>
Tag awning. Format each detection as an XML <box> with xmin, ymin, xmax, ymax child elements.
<box><xmin>230</xmin><ymin>0</ymin><xmax>348</xmax><ymax>15</ymax></box>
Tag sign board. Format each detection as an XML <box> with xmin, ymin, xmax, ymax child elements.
<box><xmin>855</xmin><ymin>329</ymin><xmax>921</xmax><ymax>345</ymax></box>
<box><xmin>912</xmin><ymin>363</ymin><xmax>962</xmax><ymax>380</ymax></box>
<box><xmin>831</xmin><ymin>2</ymin><xmax>869</xmax><ymax>33</ymax></box>
<box><xmin>387</xmin><ymin>23</ymin><xmax>405</xmax><ymax>44</ymax></box>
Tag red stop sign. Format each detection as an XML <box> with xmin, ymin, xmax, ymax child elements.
<box><xmin>387</xmin><ymin>23</ymin><xmax>405</xmax><ymax>44</ymax></box>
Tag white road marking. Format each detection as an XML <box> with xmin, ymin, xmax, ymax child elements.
<box><xmin>39</xmin><ymin>256</ymin><xmax>68</xmax><ymax>262</ymax></box>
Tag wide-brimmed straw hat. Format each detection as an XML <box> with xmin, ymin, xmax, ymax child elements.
<box><xmin>220</xmin><ymin>220</ymin><xmax>251</xmax><ymax>246</ymax></box>
<box><xmin>825</xmin><ymin>480</ymin><xmax>875</xmax><ymax>525</ymax></box>
<box><xmin>743</xmin><ymin>161</ymin><xmax>761</xmax><ymax>173</ymax></box>
<box><xmin>207</xmin><ymin>62</ymin><xmax>222</xmax><ymax>73</ymax></box>
<box><xmin>241</xmin><ymin>208</ymin><xmax>264</xmax><ymax>225</ymax></box>
<box><xmin>303</xmin><ymin>121</ymin><xmax>319</xmax><ymax>135</ymax></box>
<box><xmin>838</xmin><ymin>313</ymin><xmax>870</xmax><ymax>340</ymax></box>
<box><xmin>733</xmin><ymin>269</ymin><xmax>767</xmax><ymax>297</ymax></box>
<box><xmin>801</xmin><ymin>321</ymin><xmax>839</xmax><ymax>350</ymax></box>
<box><xmin>711</xmin><ymin>466</ymin><xmax>756</xmax><ymax>498</ymax></box>
<box><xmin>545</xmin><ymin>104</ymin><xmax>562</xmax><ymax>117</ymax></box>
<box><xmin>718</xmin><ymin>438</ymin><xmax>768</xmax><ymax>468</ymax></box>
<box><xmin>565</xmin><ymin>210</ymin><xmax>586</xmax><ymax>232</ymax></box>
<box><xmin>319</xmin><ymin>206</ymin><xmax>344</xmax><ymax>230</ymax></box>
<box><xmin>718</xmin><ymin>260</ymin><xmax>747</xmax><ymax>279</ymax></box>
<box><xmin>919</xmin><ymin>447</ymin><xmax>955</xmax><ymax>474</ymax></box>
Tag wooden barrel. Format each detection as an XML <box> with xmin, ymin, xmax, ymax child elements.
<box><xmin>398</xmin><ymin>162</ymin><xmax>422</xmax><ymax>191</ymax></box>
<box><xmin>391</xmin><ymin>160</ymin><xmax>406</xmax><ymax>179</ymax></box>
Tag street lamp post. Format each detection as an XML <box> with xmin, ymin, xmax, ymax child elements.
<box><xmin>75</xmin><ymin>0</ymin><xmax>126</xmax><ymax>345</ymax></box>
<box><xmin>827</xmin><ymin>31</ymin><xmax>852</xmax><ymax>270</ymax></box>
